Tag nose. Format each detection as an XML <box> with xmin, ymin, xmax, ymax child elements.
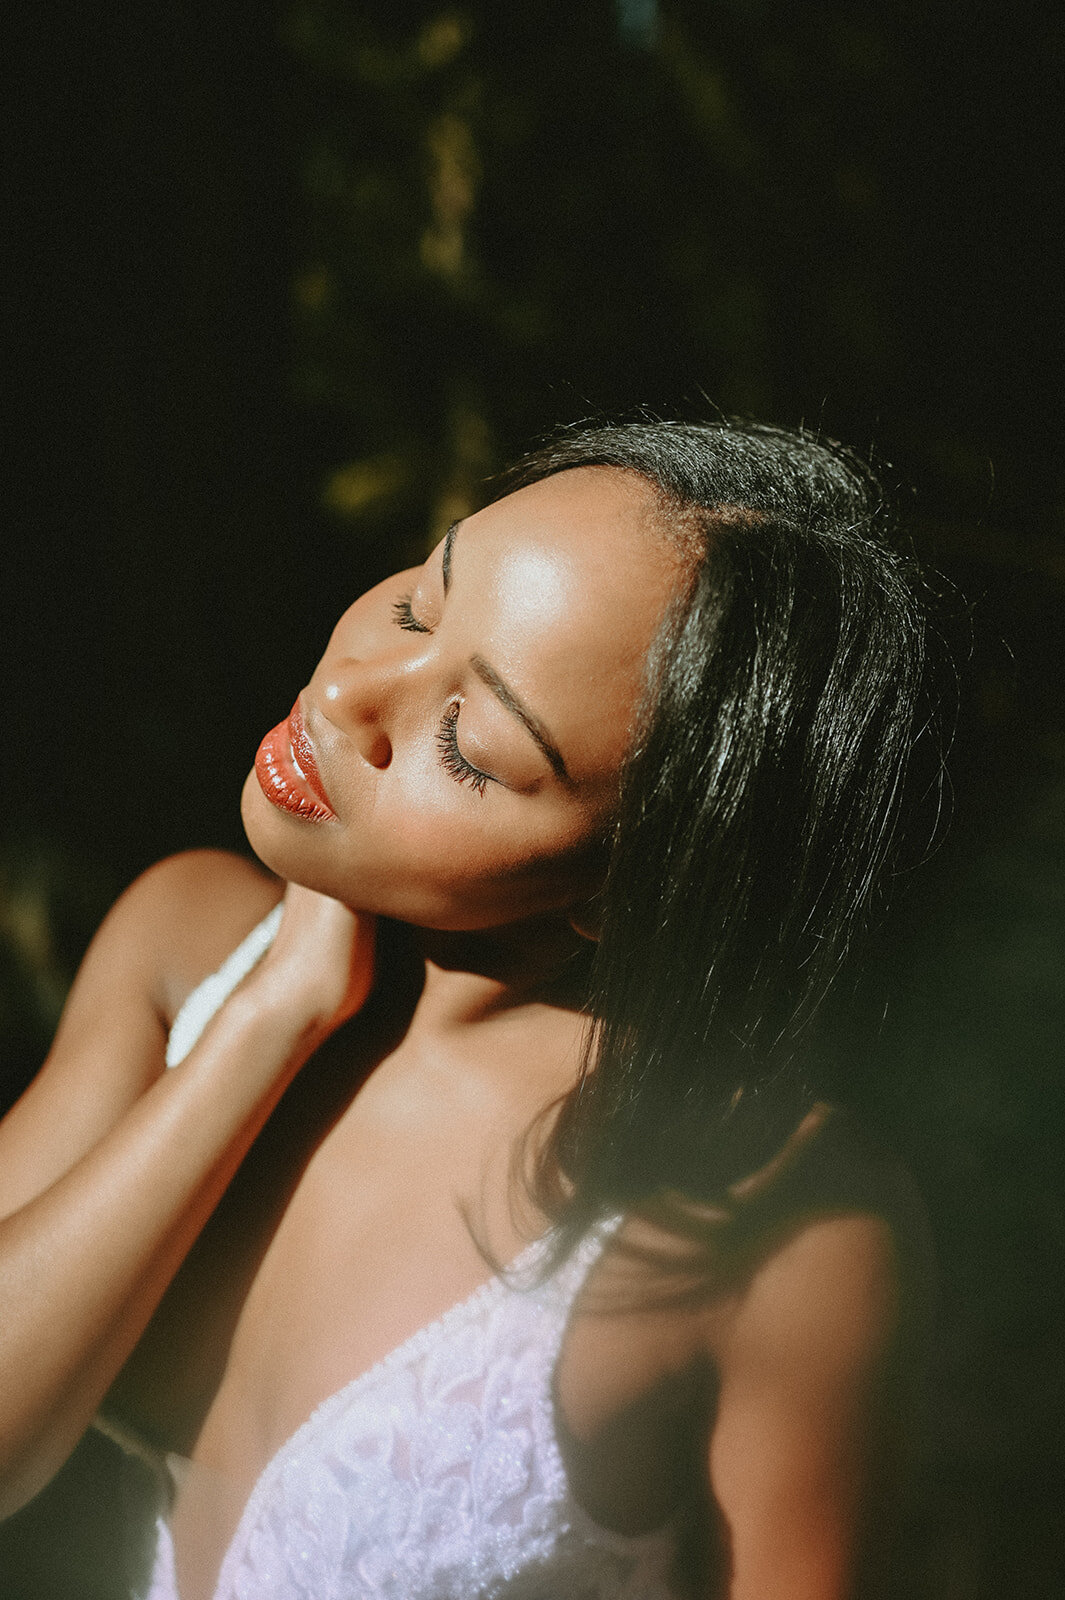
<box><xmin>321</xmin><ymin>653</ymin><xmax>400</xmax><ymax>770</ymax></box>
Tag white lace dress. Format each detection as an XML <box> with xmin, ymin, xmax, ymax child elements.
<box><xmin>135</xmin><ymin>910</ymin><xmax>681</xmax><ymax>1600</ymax></box>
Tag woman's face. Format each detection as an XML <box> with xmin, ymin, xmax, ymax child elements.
<box><xmin>241</xmin><ymin>466</ymin><xmax>685</xmax><ymax>930</ymax></box>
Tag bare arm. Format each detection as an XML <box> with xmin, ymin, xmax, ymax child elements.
<box><xmin>0</xmin><ymin>853</ymin><xmax>374</xmax><ymax>1518</ymax></box>
<box><xmin>705</xmin><ymin>1214</ymin><xmax>909</xmax><ymax>1600</ymax></box>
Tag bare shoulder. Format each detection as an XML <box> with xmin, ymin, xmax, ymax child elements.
<box><xmin>719</xmin><ymin>1209</ymin><xmax>904</xmax><ymax>1385</ymax></box>
<box><xmin>716</xmin><ymin>1105</ymin><xmax>934</xmax><ymax>1377</ymax></box>
<box><xmin>699</xmin><ymin>1119</ymin><xmax>931</xmax><ymax>1598</ymax></box>
<box><xmin>0</xmin><ymin>851</ymin><xmax>282</xmax><ymax>1215</ymax></box>
<box><xmin>119</xmin><ymin>849</ymin><xmax>284</xmax><ymax>1021</ymax></box>
<box><xmin>63</xmin><ymin>849</ymin><xmax>281</xmax><ymax>1024</ymax></box>
<box><xmin>38</xmin><ymin>847</ymin><xmax>280</xmax><ymax>1047</ymax></box>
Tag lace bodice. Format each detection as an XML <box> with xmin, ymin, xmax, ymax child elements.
<box><xmin>138</xmin><ymin>911</ymin><xmax>680</xmax><ymax>1599</ymax></box>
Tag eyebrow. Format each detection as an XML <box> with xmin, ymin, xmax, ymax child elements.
<box><xmin>470</xmin><ymin>655</ymin><xmax>573</xmax><ymax>787</ymax></box>
<box><xmin>444</xmin><ymin>518</ymin><xmax>574</xmax><ymax>787</ymax></box>
<box><xmin>442</xmin><ymin>519</ymin><xmax>461</xmax><ymax>594</ymax></box>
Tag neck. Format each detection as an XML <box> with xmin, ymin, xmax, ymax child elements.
<box><xmin>400</xmin><ymin>912</ymin><xmax>593</xmax><ymax>1035</ymax></box>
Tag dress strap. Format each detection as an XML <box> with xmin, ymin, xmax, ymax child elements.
<box><xmin>531</xmin><ymin>1212</ymin><xmax>626</xmax><ymax>1363</ymax></box>
<box><xmin>165</xmin><ymin>902</ymin><xmax>283</xmax><ymax>1068</ymax></box>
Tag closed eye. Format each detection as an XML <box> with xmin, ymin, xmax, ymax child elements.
<box><xmin>437</xmin><ymin>700</ymin><xmax>492</xmax><ymax>796</ymax></box>
<box><xmin>392</xmin><ymin>594</ymin><xmax>431</xmax><ymax>633</ymax></box>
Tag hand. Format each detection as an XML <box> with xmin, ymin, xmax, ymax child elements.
<box><xmin>255</xmin><ymin>882</ymin><xmax>377</xmax><ymax>1038</ymax></box>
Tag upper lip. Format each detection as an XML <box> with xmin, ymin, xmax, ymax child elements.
<box><xmin>289</xmin><ymin>697</ymin><xmax>336</xmax><ymax>813</ymax></box>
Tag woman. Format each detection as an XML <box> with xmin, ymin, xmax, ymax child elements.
<box><xmin>0</xmin><ymin>420</ymin><xmax>934</xmax><ymax>1599</ymax></box>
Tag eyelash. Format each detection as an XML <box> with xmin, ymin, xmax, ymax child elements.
<box><xmin>437</xmin><ymin>700</ymin><xmax>491</xmax><ymax>796</ymax></box>
<box><xmin>391</xmin><ymin>592</ymin><xmax>491</xmax><ymax>796</ymax></box>
<box><xmin>392</xmin><ymin>594</ymin><xmax>431</xmax><ymax>633</ymax></box>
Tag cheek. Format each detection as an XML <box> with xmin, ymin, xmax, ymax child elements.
<box><xmin>366</xmin><ymin>797</ymin><xmax>605</xmax><ymax>926</ymax></box>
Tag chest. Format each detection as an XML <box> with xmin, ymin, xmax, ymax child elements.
<box><xmin>165</xmin><ymin>1109</ymin><xmax>706</xmax><ymax>1600</ymax></box>
<box><xmin>188</xmin><ymin>1064</ymin><xmax>705</xmax><ymax>1481</ymax></box>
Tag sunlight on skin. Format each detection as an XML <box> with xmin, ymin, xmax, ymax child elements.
<box><xmin>491</xmin><ymin>544</ymin><xmax>575</xmax><ymax>636</ymax></box>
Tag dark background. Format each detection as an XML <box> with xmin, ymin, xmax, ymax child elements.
<box><xmin>3</xmin><ymin>2</ymin><xmax>1063</xmax><ymax>1594</ymax></box>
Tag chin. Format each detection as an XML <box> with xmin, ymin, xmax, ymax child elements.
<box><xmin>239</xmin><ymin>770</ymin><xmax>585</xmax><ymax>932</ymax></box>
<box><xmin>239</xmin><ymin>769</ymin><xmax>405</xmax><ymax>919</ymax></box>
<box><xmin>239</xmin><ymin>768</ymin><xmax>311</xmax><ymax>884</ymax></box>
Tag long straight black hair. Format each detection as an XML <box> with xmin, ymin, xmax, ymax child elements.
<box><xmin>499</xmin><ymin>419</ymin><xmax>935</xmax><ymax>1249</ymax></box>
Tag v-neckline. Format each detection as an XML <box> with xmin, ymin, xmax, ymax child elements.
<box><xmin>165</xmin><ymin>1228</ymin><xmax>555</xmax><ymax>1600</ymax></box>
<box><xmin>159</xmin><ymin>920</ymin><xmax>634</xmax><ymax>1598</ymax></box>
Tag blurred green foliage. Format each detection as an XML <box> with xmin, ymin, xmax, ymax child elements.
<box><xmin>280</xmin><ymin>2</ymin><xmax>1063</xmax><ymax>562</ymax></box>
<box><xmin>0</xmin><ymin>840</ymin><xmax>113</xmax><ymax>1117</ymax></box>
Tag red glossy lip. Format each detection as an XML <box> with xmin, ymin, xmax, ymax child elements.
<box><xmin>253</xmin><ymin>698</ymin><xmax>337</xmax><ymax>823</ymax></box>
<box><xmin>288</xmin><ymin>699</ymin><xmax>336</xmax><ymax>811</ymax></box>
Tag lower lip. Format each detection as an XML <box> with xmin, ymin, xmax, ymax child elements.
<box><xmin>254</xmin><ymin>703</ymin><xmax>337</xmax><ymax>823</ymax></box>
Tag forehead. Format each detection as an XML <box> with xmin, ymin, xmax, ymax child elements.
<box><xmin>455</xmin><ymin>467</ymin><xmax>685</xmax><ymax>780</ymax></box>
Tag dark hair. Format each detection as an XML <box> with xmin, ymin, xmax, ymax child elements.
<box><xmin>499</xmin><ymin>419</ymin><xmax>936</xmax><ymax>1250</ymax></box>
